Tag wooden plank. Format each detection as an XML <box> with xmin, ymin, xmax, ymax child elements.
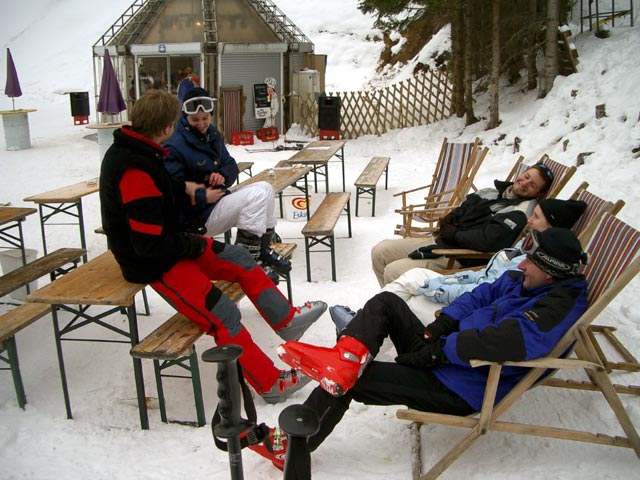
<box><xmin>232</xmin><ymin>166</ymin><xmax>312</xmax><ymax>194</ymax></box>
<box><xmin>26</xmin><ymin>251</ymin><xmax>144</xmax><ymax>306</ymax></box>
<box><xmin>236</xmin><ymin>161</ymin><xmax>253</xmax><ymax>174</ymax></box>
<box><xmin>0</xmin><ymin>248</ymin><xmax>86</xmax><ymax>298</ymax></box>
<box><xmin>0</xmin><ymin>303</ymin><xmax>52</xmax><ymax>342</ymax></box>
<box><xmin>23</xmin><ymin>178</ymin><xmax>99</xmax><ymax>203</ymax></box>
<box><xmin>302</xmin><ymin>192</ymin><xmax>350</xmax><ymax>237</ymax></box>
<box><xmin>355</xmin><ymin>156</ymin><xmax>389</xmax><ymax>187</ymax></box>
<box><xmin>0</xmin><ymin>206</ymin><xmax>37</xmax><ymax>225</ymax></box>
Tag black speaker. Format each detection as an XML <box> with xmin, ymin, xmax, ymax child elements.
<box><xmin>318</xmin><ymin>95</ymin><xmax>340</xmax><ymax>131</ymax></box>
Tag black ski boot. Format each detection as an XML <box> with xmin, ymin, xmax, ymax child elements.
<box><xmin>236</xmin><ymin>228</ymin><xmax>280</xmax><ymax>285</ymax></box>
<box><xmin>259</xmin><ymin>228</ymin><xmax>292</xmax><ymax>273</ymax></box>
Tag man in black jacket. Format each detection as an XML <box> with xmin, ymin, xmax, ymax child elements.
<box><xmin>372</xmin><ymin>165</ymin><xmax>554</xmax><ymax>286</ymax></box>
<box><xmin>100</xmin><ymin>90</ymin><xmax>327</xmax><ymax>404</ymax></box>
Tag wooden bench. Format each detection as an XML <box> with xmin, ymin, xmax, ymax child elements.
<box><xmin>236</xmin><ymin>161</ymin><xmax>254</xmax><ymax>184</ymax></box>
<box><xmin>354</xmin><ymin>156</ymin><xmax>390</xmax><ymax>217</ymax></box>
<box><xmin>129</xmin><ymin>242</ymin><xmax>296</xmax><ymax>426</ymax></box>
<box><xmin>0</xmin><ymin>247</ymin><xmax>85</xmax><ymax>409</ymax></box>
<box><xmin>302</xmin><ymin>192</ymin><xmax>352</xmax><ymax>282</ymax></box>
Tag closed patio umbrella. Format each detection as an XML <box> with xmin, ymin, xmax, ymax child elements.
<box><xmin>97</xmin><ymin>49</ymin><xmax>126</xmax><ymax>119</ymax></box>
<box><xmin>4</xmin><ymin>48</ymin><xmax>22</xmax><ymax>111</ymax></box>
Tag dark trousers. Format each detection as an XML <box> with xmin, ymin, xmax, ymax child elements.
<box><xmin>303</xmin><ymin>292</ymin><xmax>474</xmax><ymax>451</ymax></box>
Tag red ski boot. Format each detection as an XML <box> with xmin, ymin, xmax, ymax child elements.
<box><xmin>277</xmin><ymin>336</ymin><xmax>371</xmax><ymax>397</ymax></box>
<box><xmin>248</xmin><ymin>426</ymin><xmax>288</xmax><ymax>470</ymax></box>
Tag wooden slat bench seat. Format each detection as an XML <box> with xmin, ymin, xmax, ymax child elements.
<box><xmin>354</xmin><ymin>156</ymin><xmax>390</xmax><ymax>217</ymax></box>
<box><xmin>302</xmin><ymin>192</ymin><xmax>352</xmax><ymax>282</ymax></box>
<box><xmin>129</xmin><ymin>242</ymin><xmax>296</xmax><ymax>427</ymax></box>
<box><xmin>236</xmin><ymin>161</ymin><xmax>254</xmax><ymax>184</ymax></box>
<box><xmin>0</xmin><ymin>247</ymin><xmax>85</xmax><ymax>409</ymax></box>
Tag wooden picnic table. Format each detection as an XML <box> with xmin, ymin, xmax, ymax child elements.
<box><xmin>280</xmin><ymin>139</ymin><xmax>347</xmax><ymax>193</ymax></box>
<box><xmin>0</xmin><ymin>206</ymin><xmax>37</xmax><ymax>268</ymax></box>
<box><xmin>232</xmin><ymin>165</ymin><xmax>313</xmax><ymax>219</ymax></box>
<box><xmin>26</xmin><ymin>250</ymin><xmax>150</xmax><ymax>429</ymax></box>
<box><xmin>23</xmin><ymin>178</ymin><xmax>100</xmax><ymax>263</ymax></box>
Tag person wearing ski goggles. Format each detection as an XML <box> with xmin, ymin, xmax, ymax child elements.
<box><xmin>163</xmin><ymin>87</ymin><xmax>293</xmax><ymax>285</ymax></box>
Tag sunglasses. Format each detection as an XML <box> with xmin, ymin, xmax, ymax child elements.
<box><xmin>182</xmin><ymin>96</ymin><xmax>216</xmax><ymax>115</ymax></box>
<box><xmin>533</xmin><ymin>163</ymin><xmax>554</xmax><ymax>184</ymax></box>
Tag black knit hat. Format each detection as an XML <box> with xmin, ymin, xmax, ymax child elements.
<box><xmin>539</xmin><ymin>199</ymin><xmax>587</xmax><ymax>229</ymax></box>
<box><xmin>524</xmin><ymin>228</ymin><xmax>585</xmax><ymax>278</ymax></box>
<box><xmin>182</xmin><ymin>86</ymin><xmax>213</xmax><ymax>103</ymax></box>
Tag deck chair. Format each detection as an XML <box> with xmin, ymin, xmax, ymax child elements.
<box><xmin>394</xmin><ymin>138</ymin><xmax>487</xmax><ymax>238</ymax></box>
<box><xmin>433</xmin><ymin>155</ymin><xmax>578</xmax><ymax>269</ymax></box>
<box><xmin>396</xmin><ymin>212</ymin><xmax>640</xmax><ymax>480</ymax></box>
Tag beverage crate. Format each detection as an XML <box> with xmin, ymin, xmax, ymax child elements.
<box><xmin>231</xmin><ymin>131</ymin><xmax>254</xmax><ymax>146</ymax></box>
<box><xmin>257</xmin><ymin>126</ymin><xmax>279</xmax><ymax>141</ymax></box>
<box><xmin>319</xmin><ymin>129</ymin><xmax>340</xmax><ymax>140</ymax></box>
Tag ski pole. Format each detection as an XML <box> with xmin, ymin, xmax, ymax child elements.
<box><xmin>279</xmin><ymin>404</ymin><xmax>319</xmax><ymax>480</ymax></box>
<box><xmin>202</xmin><ymin>344</ymin><xmax>249</xmax><ymax>480</ymax></box>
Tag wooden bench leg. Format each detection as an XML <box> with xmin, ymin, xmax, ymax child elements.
<box><xmin>305</xmin><ymin>236</ymin><xmax>312</xmax><ymax>282</ymax></box>
<box><xmin>2</xmin><ymin>337</ymin><xmax>27</xmax><ymax>409</ymax></box>
<box><xmin>355</xmin><ymin>186</ymin><xmax>377</xmax><ymax>217</ymax></box>
<box><xmin>188</xmin><ymin>347</ymin><xmax>206</xmax><ymax>427</ymax></box>
<box><xmin>276</xmin><ymin>270</ymin><xmax>294</xmax><ymax>303</ymax></box>
<box><xmin>152</xmin><ymin>350</ymin><xmax>206</xmax><ymax>427</ymax></box>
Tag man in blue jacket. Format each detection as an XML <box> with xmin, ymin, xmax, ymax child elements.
<box><xmin>250</xmin><ymin>228</ymin><xmax>587</xmax><ymax>466</ymax></box>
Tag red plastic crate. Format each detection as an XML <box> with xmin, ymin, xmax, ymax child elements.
<box><xmin>319</xmin><ymin>129</ymin><xmax>340</xmax><ymax>140</ymax></box>
<box><xmin>73</xmin><ymin>116</ymin><xmax>89</xmax><ymax>125</ymax></box>
<box><xmin>231</xmin><ymin>131</ymin><xmax>254</xmax><ymax>146</ymax></box>
<box><xmin>257</xmin><ymin>126</ymin><xmax>279</xmax><ymax>141</ymax></box>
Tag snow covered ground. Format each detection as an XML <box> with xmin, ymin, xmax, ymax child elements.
<box><xmin>1</xmin><ymin>2</ymin><xmax>640</xmax><ymax>479</ymax></box>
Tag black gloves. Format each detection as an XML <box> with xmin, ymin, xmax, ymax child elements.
<box><xmin>425</xmin><ymin>313</ymin><xmax>459</xmax><ymax>340</ymax></box>
<box><xmin>408</xmin><ymin>244</ymin><xmax>442</xmax><ymax>260</ymax></box>
<box><xmin>183</xmin><ymin>233</ymin><xmax>208</xmax><ymax>259</ymax></box>
<box><xmin>395</xmin><ymin>338</ymin><xmax>449</xmax><ymax>368</ymax></box>
<box><xmin>438</xmin><ymin>224</ymin><xmax>457</xmax><ymax>242</ymax></box>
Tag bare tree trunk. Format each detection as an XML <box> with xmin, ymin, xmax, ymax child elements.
<box><xmin>526</xmin><ymin>0</ymin><xmax>538</xmax><ymax>90</ymax></box>
<box><xmin>451</xmin><ymin>0</ymin><xmax>465</xmax><ymax>117</ymax></box>
<box><xmin>488</xmin><ymin>0</ymin><xmax>500</xmax><ymax>129</ymax></box>
<box><xmin>540</xmin><ymin>0</ymin><xmax>559</xmax><ymax>98</ymax></box>
<box><xmin>463</xmin><ymin>0</ymin><xmax>477</xmax><ymax>125</ymax></box>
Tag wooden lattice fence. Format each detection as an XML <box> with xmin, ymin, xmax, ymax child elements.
<box><xmin>291</xmin><ymin>69</ymin><xmax>453</xmax><ymax>139</ymax></box>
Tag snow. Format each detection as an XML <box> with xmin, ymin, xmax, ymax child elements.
<box><xmin>1</xmin><ymin>1</ymin><xmax>640</xmax><ymax>479</ymax></box>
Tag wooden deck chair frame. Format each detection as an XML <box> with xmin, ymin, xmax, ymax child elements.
<box><xmin>396</xmin><ymin>212</ymin><xmax>640</xmax><ymax>480</ymax></box>
<box><xmin>434</xmin><ymin>156</ymin><xmax>578</xmax><ymax>269</ymax></box>
<box><xmin>394</xmin><ymin>138</ymin><xmax>488</xmax><ymax>238</ymax></box>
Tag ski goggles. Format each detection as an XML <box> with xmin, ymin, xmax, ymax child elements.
<box><xmin>522</xmin><ymin>230</ymin><xmax>579</xmax><ymax>277</ymax></box>
<box><xmin>182</xmin><ymin>96</ymin><xmax>216</xmax><ymax>115</ymax></box>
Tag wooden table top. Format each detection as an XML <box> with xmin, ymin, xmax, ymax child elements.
<box><xmin>23</xmin><ymin>178</ymin><xmax>100</xmax><ymax>204</ymax></box>
<box><xmin>27</xmin><ymin>250</ymin><xmax>144</xmax><ymax>306</ymax></box>
<box><xmin>0</xmin><ymin>206</ymin><xmax>37</xmax><ymax>226</ymax></box>
<box><xmin>232</xmin><ymin>165</ymin><xmax>312</xmax><ymax>194</ymax></box>
<box><xmin>284</xmin><ymin>140</ymin><xmax>347</xmax><ymax>165</ymax></box>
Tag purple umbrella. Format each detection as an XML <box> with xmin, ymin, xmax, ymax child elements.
<box><xmin>5</xmin><ymin>48</ymin><xmax>22</xmax><ymax>110</ymax></box>
<box><xmin>97</xmin><ymin>49</ymin><xmax>126</xmax><ymax>117</ymax></box>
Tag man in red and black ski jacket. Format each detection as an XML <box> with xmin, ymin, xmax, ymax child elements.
<box><xmin>99</xmin><ymin>90</ymin><xmax>327</xmax><ymax>403</ymax></box>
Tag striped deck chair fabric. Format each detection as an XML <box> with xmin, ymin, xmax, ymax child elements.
<box><xmin>397</xmin><ymin>212</ymin><xmax>640</xmax><ymax>479</ymax></box>
<box><xmin>394</xmin><ymin>138</ymin><xmax>485</xmax><ymax>237</ymax></box>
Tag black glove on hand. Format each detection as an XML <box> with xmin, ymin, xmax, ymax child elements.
<box><xmin>408</xmin><ymin>244</ymin><xmax>442</xmax><ymax>260</ymax></box>
<box><xmin>438</xmin><ymin>224</ymin><xmax>457</xmax><ymax>242</ymax></box>
<box><xmin>395</xmin><ymin>339</ymin><xmax>449</xmax><ymax>369</ymax></box>
<box><xmin>184</xmin><ymin>234</ymin><xmax>208</xmax><ymax>259</ymax></box>
<box><xmin>425</xmin><ymin>313</ymin><xmax>459</xmax><ymax>340</ymax></box>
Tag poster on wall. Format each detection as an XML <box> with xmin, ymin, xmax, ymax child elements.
<box><xmin>254</xmin><ymin>83</ymin><xmax>270</xmax><ymax>120</ymax></box>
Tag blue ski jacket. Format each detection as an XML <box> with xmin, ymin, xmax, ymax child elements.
<box><xmin>163</xmin><ymin>116</ymin><xmax>239</xmax><ymax>224</ymax></box>
<box><xmin>432</xmin><ymin>270</ymin><xmax>588</xmax><ymax>411</ymax></box>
